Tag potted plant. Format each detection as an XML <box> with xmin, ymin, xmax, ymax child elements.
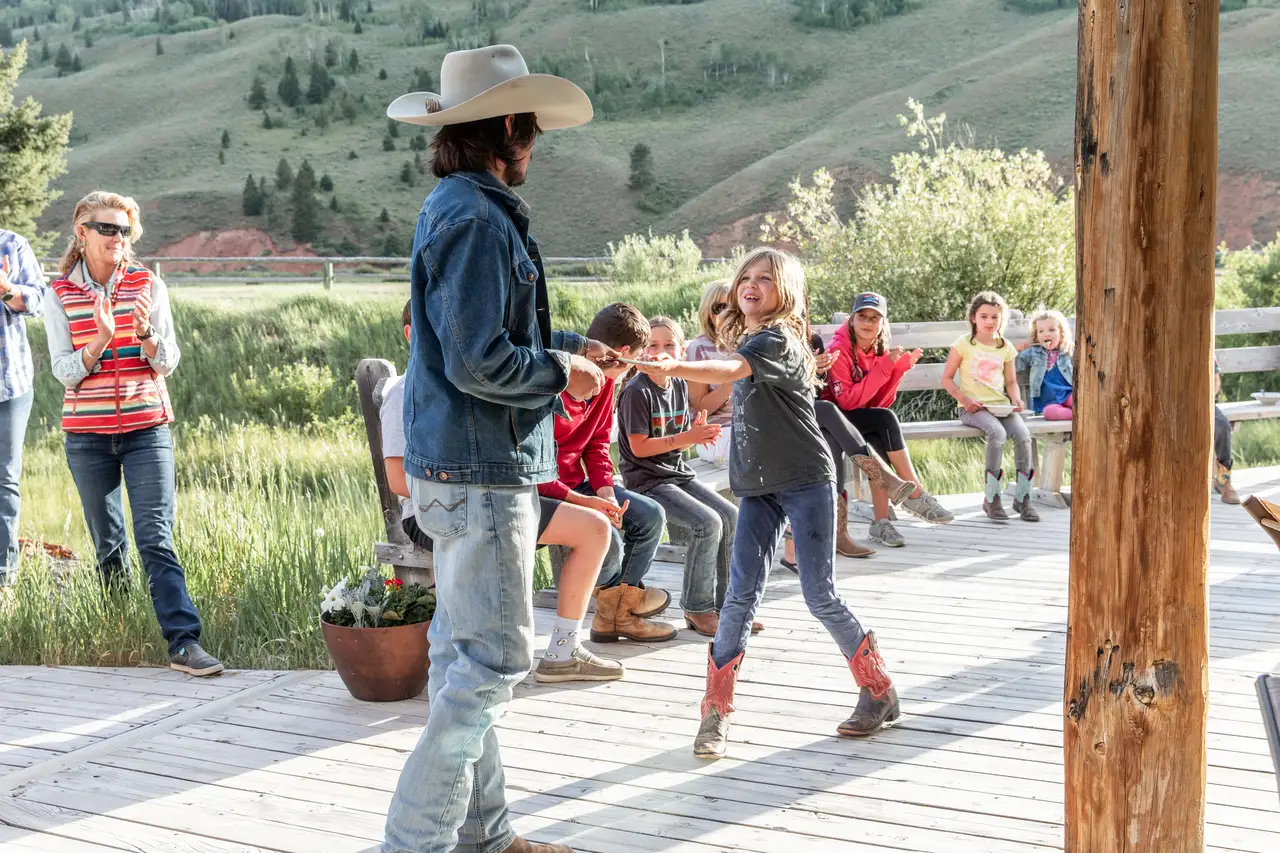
<box><xmin>319</xmin><ymin>566</ymin><xmax>436</xmax><ymax>702</ymax></box>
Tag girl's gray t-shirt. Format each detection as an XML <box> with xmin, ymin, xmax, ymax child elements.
<box><xmin>729</xmin><ymin>327</ymin><xmax>836</xmax><ymax>498</ymax></box>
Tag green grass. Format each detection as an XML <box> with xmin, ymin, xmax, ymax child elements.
<box><xmin>5</xmin><ymin>290</ymin><xmax>1279</xmax><ymax>668</ymax></box>
<box><xmin>11</xmin><ymin>1</ymin><xmax>1280</xmax><ymax>256</ymax></box>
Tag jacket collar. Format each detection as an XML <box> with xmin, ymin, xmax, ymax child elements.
<box><xmin>67</xmin><ymin>260</ymin><xmax>128</xmax><ymax>297</ymax></box>
<box><xmin>447</xmin><ymin>171</ymin><xmax>531</xmax><ymax>226</ymax></box>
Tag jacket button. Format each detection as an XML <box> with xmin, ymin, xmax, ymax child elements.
<box><xmin>438</xmin><ymin>472</ymin><xmax>450</xmax><ymax>481</ymax></box>
<box><xmin>423</xmin><ymin>469</ymin><xmax>432</xmax><ymax>478</ymax></box>
<box><xmin>528</xmin><ymin>272</ymin><xmax>535</xmax><ymax>281</ymax></box>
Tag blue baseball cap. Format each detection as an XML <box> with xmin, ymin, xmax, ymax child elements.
<box><xmin>852</xmin><ymin>292</ymin><xmax>888</xmax><ymax>318</ymax></box>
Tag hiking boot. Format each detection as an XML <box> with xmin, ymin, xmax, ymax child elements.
<box><xmin>694</xmin><ymin>645</ymin><xmax>743</xmax><ymax>758</ymax></box>
<box><xmin>900</xmin><ymin>490</ymin><xmax>955</xmax><ymax>524</ymax></box>
<box><xmin>632</xmin><ymin>582</ymin><xmax>671</xmax><ymax>618</ymax></box>
<box><xmin>590</xmin><ymin>584</ymin><xmax>678</xmax><ymax>643</ymax></box>
<box><xmin>534</xmin><ymin>646</ymin><xmax>624</xmax><ymax>684</ymax></box>
<box><xmin>501</xmin><ymin>837</ymin><xmax>575</xmax><ymax>853</ymax></box>
<box><xmin>852</xmin><ymin>453</ymin><xmax>915</xmax><ymax>504</ymax></box>
<box><xmin>837</xmin><ymin>632</ymin><xmax>900</xmax><ymax>737</ymax></box>
<box><xmin>837</xmin><ymin>493</ymin><xmax>875</xmax><ymax>558</ymax></box>
<box><xmin>1214</xmin><ymin>462</ymin><xmax>1240</xmax><ymax>505</ymax></box>
<box><xmin>169</xmin><ymin>643</ymin><xmax>225</xmax><ymax>677</ymax></box>
<box><xmin>868</xmin><ymin>519</ymin><xmax>904</xmax><ymax>548</ymax></box>
<box><xmin>983</xmin><ymin>470</ymin><xmax>1009</xmax><ymax>520</ymax></box>
<box><xmin>1013</xmin><ymin>469</ymin><xmax>1040</xmax><ymax>522</ymax></box>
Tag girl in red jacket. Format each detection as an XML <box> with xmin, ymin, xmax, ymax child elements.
<box><xmin>823</xmin><ymin>293</ymin><xmax>954</xmax><ymax>548</ymax></box>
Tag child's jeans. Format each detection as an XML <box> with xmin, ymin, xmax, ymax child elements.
<box><xmin>646</xmin><ymin>479</ymin><xmax>736</xmax><ymax>615</ymax></box>
<box><xmin>1042</xmin><ymin>393</ymin><xmax>1073</xmax><ymax>422</ymax></box>
<box><xmin>712</xmin><ymin>480</ymin><xmax>868</xmax><ymax>668</ymax></box>
<box><xmin>958</xmin><ymin>408</ymin><xmax>1033</xmax><ymax>474</ymax></box>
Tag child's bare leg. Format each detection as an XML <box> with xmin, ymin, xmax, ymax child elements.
<box><xmin>870</xmin><ymin>480</ymin><xmax>890</xmax><ymax>521</ymax></box>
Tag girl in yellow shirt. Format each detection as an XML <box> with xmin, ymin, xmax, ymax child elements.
<box><xmin>942</xmin><ymin>291</ymin><xmax>1037</xmax><ymax>522</ymax></box>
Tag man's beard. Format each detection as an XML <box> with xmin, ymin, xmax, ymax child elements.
<box><xmin>502</xmin><ymin>160</ymin><xmax>528</xmax><ymax>188</ymax></box>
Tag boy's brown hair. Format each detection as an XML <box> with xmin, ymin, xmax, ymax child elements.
<box><xmin>401</xmin><ymin>299</ymin><xmax>412</xmax><ymax>329</ymax></box>
<box><xmin>587</xmin><ymin>303</ymin><xmax>650</xmax><ymax>352</ymax></box>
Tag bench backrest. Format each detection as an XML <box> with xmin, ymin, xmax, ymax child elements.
<box><xmin>813</xmin><ymin>306</ymin><xmax>1280</xmax><ymax>393</ymax></box>
<box><xmin>355</xmin><ymin>358</ymin><xmax>410</xmax><ymax>545</ymax></box>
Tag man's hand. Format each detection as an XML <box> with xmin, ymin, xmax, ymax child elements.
<box><xmin>566</xmin><ymin>354</ymin><xmax>605</xmax><ymax>401</ymax></box>
<box><xmin>585</xmin><ymin>338</ymin><xmax>620</xmax><ymax>365</ymax></box>
<box><xmin>686</xmin><ymin>410</ymin><xmax>722</xmax><ymax>448</ymax></box>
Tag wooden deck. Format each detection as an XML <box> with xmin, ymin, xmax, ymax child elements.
<box><xmin>3</xmin><ymin>471</ymin><xmax>1280</xmax><ymax>852</ymax></box>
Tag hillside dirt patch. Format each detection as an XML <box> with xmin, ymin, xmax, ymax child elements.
<box><xmin>153</xmin><ymin>229</ymin><xmax>321</xmax><ymax>274</ymax></box>
<box><xmin>1218</xmin><ymin>173</ymin><xmax>1280</xmax><ymax>249</ymax></box>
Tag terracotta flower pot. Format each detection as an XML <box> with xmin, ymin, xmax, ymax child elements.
<box><xmin>320</xmin><ymin>618</ymin><xmax>431</xmax><ymax>702</ymax></box>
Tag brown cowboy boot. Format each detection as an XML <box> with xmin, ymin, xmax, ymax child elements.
<box><xmin>633</xmin><ymin>582</ymin><xmax>671</xmax><ymax>618</ymax></box>
<box><xmin>837</xmin><ymin>632</ymin><xmax>900</xmax><ymax>737</ymax></box>
<box><xmin>852</xmin><ymin>452</ymin><xmax>914</xmax><ymax>504</ymax></box>
<box><xmin>1214</xmin><ymin>462</ymin><xmax>1241</xmax><ymax>505</ymax></box>
<box><xmin>836</xmin><ymin>492</ymin><xmax>876</xmax><ymax>558</ymax></box>
<box><xmin>591</xmin><ymin>584</ymin><xmax>677</xmax><ymax>643</ymax></box>
<box><xmin>501</xmin><ymin>837</ymin><xmax>574</xmax><ymax>853</ymax></box>
<box><xmin>684</xmin><ymin>610</ymin><xmax>719</xmax><ymax>636</ymax></box>
<box><xmin>694</xmin><ymin>644</ymin><xmax>743</xmax><ymax>758</ymax></box>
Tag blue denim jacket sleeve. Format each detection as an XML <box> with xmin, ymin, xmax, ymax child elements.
<box><xmin>421</xmin><ymin>219</ymin><xmax>571</xmax><ymax>409</ymax></box>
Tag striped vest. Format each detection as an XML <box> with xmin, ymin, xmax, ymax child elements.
<box><xmin>51</xmin><ymin>266</ymin><xmax>174</xmax><ymax>434</ymax></box>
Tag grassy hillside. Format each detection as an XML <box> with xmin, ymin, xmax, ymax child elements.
<box><xmin>8</xmin><ymin>0</ymin><xmax>1280</xmax><ymax>256</ymax></box>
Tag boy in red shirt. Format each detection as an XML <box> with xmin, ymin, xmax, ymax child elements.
<box><xmin>539</xmin><ymin>303</ymin><xmax>677</xmax><ymax>642</ymax></box>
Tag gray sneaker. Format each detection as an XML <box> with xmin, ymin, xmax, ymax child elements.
<box><xmin>535</xmin><ymin>646</ymin><xmax>625</xmax><ymax>683</ymax></box>
<box><xmin>169</xmin><ymin>643</ymin><xmax>225</xmax><ymax>677</ymax></box>
<box><xmin>900</xmin><ymin>491</ymin><xmax>955</xmax><ymax>524</ymax></box>
<box><xmin>869</xmin><ymin>519</ymin><xmax>906</xmax><ymax>548</ymax></box>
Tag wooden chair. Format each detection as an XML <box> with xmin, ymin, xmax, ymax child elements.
<box><xmin>356</xmin><ymin>358</ymin><xmax>434</xmax><ymax>588</ymax></box>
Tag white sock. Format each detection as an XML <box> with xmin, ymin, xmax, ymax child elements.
<box><xmin>544</xmin><ymin>616</ymin><xmax>582</xmax><ymax>663</ymax></box>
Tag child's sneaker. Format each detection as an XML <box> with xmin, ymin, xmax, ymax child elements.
<box><xmin>869</xmin><ymin>519</ymin><xmax>905</xmax><ymax>548</ymax></box>
<box><xmin>900</xmin><ymin>491</ymin><xmax>954</xmax><ymax>524</ymax></box>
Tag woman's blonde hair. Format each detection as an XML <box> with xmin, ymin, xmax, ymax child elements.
<box><xmin>648</xmin><ymin>315</ymin><xmax>686</xmax><ymax>349</ymax></box>
<box><xmin>59</xmin><ymin>191</ymin><xmax>145</xmax><ymax>276</ymax></box>
<box><xmin>716</xmin><ymin>247</ymin><xmax>817</xmax><ymax>388</ymax></box>
<box><xmin>696</xmin><ymin>279</ymin><xmax>732</xmax><ymax>341</ymax></box>
<box><xmin>1028</xmin><ymin>308</ymin><xmax>1074</xmax><ymax>356</ymax></box>
<box><xmin>967</xmin><ymin>290</ymin><xmax>1010</xmax><ymax>348</ymax></box>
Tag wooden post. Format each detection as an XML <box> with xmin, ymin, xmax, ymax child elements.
<box><xmin>323</xmin><ymin>261</ymin><xmax>334</xmax><ymax>290</ymax></box>
<box><xmin>1066</xmin><ymin>2</ymin><xmax>1219</xmax><ymax>850</ymax></box>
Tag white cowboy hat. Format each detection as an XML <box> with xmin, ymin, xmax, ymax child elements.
<box><xmin>386</xmin><ymin>44</ymin><xmax>593</xmax><ymax>130</ymax></box>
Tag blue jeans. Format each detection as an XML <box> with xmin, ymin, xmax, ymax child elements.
<box><xmin>63</xmin><ymin>426</ymin><xmax>202</xmax><ymax>654</ymax></box>
<box><xmin>383</xmin><ymin>477</ymin><xmax>539</xmax><ymax>853</ymax></box>
<box><xmin>575</xmin><ymin>482</ymin><xmax>664</xmax><ymax>589</ymax></box>
<box><xmin>0</xmin><ymin>391</ymin><xmax>33</xmax><ymax>581</ymax></box>
<box><xmin>713</xmin><ymin>480</ymin><xmax>867</xmax><ymax>668</ymax></box>
<box><xmin>647</xmin><ymin>479</ymin><xmax>736</xmax><ymax>614</ymax></box>
<box><xmin>1215</xmin><ymin>405</ymin><xmax>1232</xmax><ymax>469</ymax></box>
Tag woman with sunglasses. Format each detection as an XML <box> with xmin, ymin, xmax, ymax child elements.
<box><xmin>43</xmin><ymin>191</ymin><xmax>223</xmax><ymax>676</ymax></box>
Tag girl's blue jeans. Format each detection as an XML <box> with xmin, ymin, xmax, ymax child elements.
<box><xmin>712</xmin><ymin>480</ymin><xmax>868</xmax><ymax>669</ymax></box>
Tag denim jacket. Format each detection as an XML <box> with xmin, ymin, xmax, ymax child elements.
<box><xmin>1015</xmin><ymin>345</ymin><xmax>1074</xmax><ymax>404</ymax></box>
<box><xmin>402</xmin><ymin>171</ymin><xmax>586</xmax><ymax>486</ymax></box>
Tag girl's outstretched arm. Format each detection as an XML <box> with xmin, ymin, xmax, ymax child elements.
<box><xmin>634</xmin><ymin>355</ymin><xmax>752</xmax><ymax>385</ymax></box>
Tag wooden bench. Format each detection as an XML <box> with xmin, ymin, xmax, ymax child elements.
<box><xmin>690</xmin><ymin>307</ymin><xmax>1280</xmax><ymax>511</ymax></box>
<box><xmin>355</xmin><ymin>358</ymin><xmax>434</xmax><ymax>588</ymax></box>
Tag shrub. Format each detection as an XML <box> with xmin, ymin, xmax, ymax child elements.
<box><xmin>605</xmin><ymin>230</ymin><xmax>705</xmax><ymax>288</ymax></box>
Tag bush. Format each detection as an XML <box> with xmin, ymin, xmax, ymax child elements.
<box><xmin>765</xmin><ymin>100</ymin><xmax>1075</xmax><ymax>323</ymax></box>
<box><xmin>604</xmin><ymin>230</ymin><xmax>705</xmax><ymax>288</ymax></box>
<box><xmin>1217</xmin><ymin>235</ymin><xmax>1280</xmax><ymax>400</ymax></box>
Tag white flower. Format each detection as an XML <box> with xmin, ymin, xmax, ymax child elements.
<box><xmin>320</xmin><ymin>578</ymin><xmax>349</xmax><ymax>615</ymax></box>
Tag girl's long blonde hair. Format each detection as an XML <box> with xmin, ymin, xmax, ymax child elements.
<box><xmin>967</xmin><ymin>290</ymin><xmax>1010</xmax><ymax>348</ymax></box>
<box><xmin>58</xmin><ymin>191</ymin><xmax>145</xmax><ymax>276</ymax></box>
<box><xmin>716</xmin><ymin>247</ymin><xmax>817</xmax><ymax>388</ymax></box>
<box><xmin>1028</xmin><ymin>308</ymin><xmax>1074</xmax><ymax>356</ymax></box>
<box><xmin>696</xmin><ymin>279</ymin><xmax>731</xmax><ymax>341</ymax></box>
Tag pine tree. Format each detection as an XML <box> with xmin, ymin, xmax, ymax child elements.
<box><xmin>628</xmin><ymin>142</ymin><xmax>656</xmax><ymax>191</ymax></box>
<box><xmin>262</xmin><ymin>110</ymin><xmax>274</xmax><ymax>129</ymax></box>
<box><xmin>155</xmin><ymin>37</ymin><xmax>163</xmax><ymax>56</ymax></box>
<box><xmin>382</xmin><ymin>134</ymin><xmax>395</xmax><ymax>152</ymax></box>
<box><xmin>386</xmin><ymin>118</ymin><xmax>399</xmax><ymax>138</ymax></box>
<box><xmin>413</xmin><ymin>151</ymin><xmax>424</xmax><ymax>174</ymax></box>
<box><xmin>278</xmin><ymin>57</ymin><xmax>301</xmax><ymax>107</ymax></box>
<box><xmin>248</xmin><ymin>76</ymin><xmax>267</xmax><ymax>110</ymax></box>
<box><xmin>0</xmin><ymin>42</ymin><xmax>73</xmax><ymax>253</ymax></box>
<box><xmin>306</xmin><ymin>60</ymin><xmax>331</xmax><ymax>105</ymax></box>
<box><xmin>276</xmin><ymin>157</ymin><xmax>293</xmax><ymax>190</ymax></box>
<box><xmin>71</xmin><ymin>53</ymin><xmax>81</xmax><ymax>73</ymax></box>
<box><xmin>353</xmin><ymin>20</ymin><xmax>363</xmax><ymax>34</ymax></box>
<box><xmin>84</xmin><ymin>31</ymin><xmax>94</xmax><ymax>49</ymax></box>
<box><xmin>72</xmin><ymin>15</ymin><xmax>81</xmax><ymax>32</ymax></box>
<box><xmin>218</xmin><ymin>148</ymin><xmax>225</xmax><ymax>165</ymax></box>
<box><xmin>221</xmin><ymin>129</ymin><xmax>231</xmax><ymax>148</ymax></box>
<box><xmin>378</xmin><ymin>207</ymin><xmax>391</xmax><ymax>223</ymax></box>
<box><xmin>40</xmin><ymin>42</ymin><xmax>51</xmax><ymax>63</ymax></box>
<box><xmin>409</xmin><ymin>133</ymin><xmax>426</xmax><ymax>151</ymax></box>
<box><xmin>33</xmin><ymin>26</ymin><xmax>41</xmax><ymax>42</ymax></box>
<box><xmin>291</xmin><ymin>160</ymin><xmax>320</xmax><ymax>244</ymax></box>
<box><xmin>324</xmin><ymin>41</ymin><xmax>339</xmax><ymax>69</ymax></box>
<box><xmin>348</xmin><ymin>150</ymin><xmax>359</xmax><ymax>160</ymax></box>
<box><xmin>54</xmin><ymin>43</ymin><xmax>73</xmax><ymax>76</ymax></box>
<box><xmin>0</xmin><ymin>24</ymin><xmax>14</xmax><ymax>48</ymax></box>
<box><xmin>340</xmin><ymin>93</ymin><xmax>359</xmax><ymax>123</ymax></box>
<box><xmin>378</xmin><ymin>67</ymin><xmax>387</xmax><ymax>80</ymax></box>
<box><xmin>315</xmin><ymin>110</ymin><xmax>329</xmax><ymax>131</ymax></box>
<box><xmin>400</xmin><ymin>162</ymin><xmax>414</xmax><ymax>185</ymax></box>
<box><xmin>383</xmin><ymin>232</ymin><xmax>405</xmax><ymax>256</ymax></box>
<box><xmin>319</xmin><ymin>173</ymin><xmax>334</xmax><ymax>192</ymax></box>
<box><xmin>347</xmin><ymin>48</ymin><xmax>359</xmax><ymax>73</ymax></box>
<box><xmin>414</xmin><ymin>66</ymin><xmax>433</xmax><ymax>90</ymax></box>
<box><xmin>242</xmin><ymin>174</ymin><xmax>266</xmax><ymax>216</ymax></box>
<box><xmin>329</xmin><ymin>195</ymin><xmax>340</xmax><ymax>212</ymax></box>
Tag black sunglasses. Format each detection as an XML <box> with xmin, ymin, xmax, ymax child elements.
<box><xmin>711</xmin><ymin>302</ymin><xmax>729</xmax><ymax>316</ymax></box>
<box><xmin>84</xmin><ymin>221</ymin><xmax>132</xmax><ymax>238</ymax></box>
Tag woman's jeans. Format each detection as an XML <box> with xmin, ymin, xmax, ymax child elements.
<box><xmin>713</xmin><ymin>481</ymin><xmax>868</xmax><ymax>669</ymax></box>
<box><xmin>0</xmin><ymin>390</ymin><xmax>33</xmax><ymax>582</ymax></box>
<box><xmin>64</xmin><ymin>425</ymin><xmax>202</xmax><ymax>654</ymax></box>
<box><xmin>646</xmin><ymin>479</ymin><xmax>737</xmax><ymax>614</ymax></box>
<box><xmin>958</xmin><ymin>408</ymin><xmax>1033</xmax><ymax>474</ymax></box>
<box><xmin>383</xmin><ymin>478</ymin><xmax>539</xmax><ymax>853</ymax></box>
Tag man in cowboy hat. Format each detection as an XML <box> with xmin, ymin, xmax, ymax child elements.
<box><xmin>382</xmin><ymin>45</ymin><xmax>613</xmax><ymax>853</ymax></box>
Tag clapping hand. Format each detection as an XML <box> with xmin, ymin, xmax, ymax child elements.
<box><xmin>132</xmin><ymin>289</ymin><xmax>153</xmax><ymax>338</ymax></box>
<box><xmin>92</xmin><ymin>292</ymin><xmax>116</xmax><ymax>342</ymax></box>
<box><xmin>687</xmin><ymin>410</ymin><xmax>722</xmax><ymax>448</ymax></box>
<box><xmin>814</xmin><ymin>351</ymin><xmax>837</xmax><ymax>374</ymax></box>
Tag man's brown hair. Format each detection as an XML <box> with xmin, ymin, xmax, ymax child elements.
<box><xmin>401</xmin><ymin>299</ymin><xmax>412</xmax><ymax>329</ymax></box>
<box><xmin>587</xmin><ymin>303</ymin><xmax>649</xmax><ymax>352</ymax></box>
<box><xmin>431</xmin><ymin>114</ymin><xmax>542</xmax><ymax>179</ymax></box>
